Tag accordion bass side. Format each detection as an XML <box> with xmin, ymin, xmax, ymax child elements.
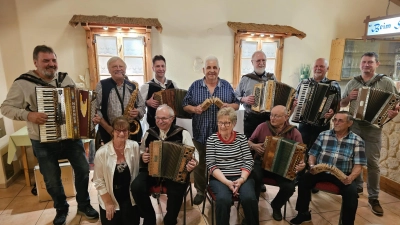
<box><xmin>153</xmin><ymin>89</ymin><xmax>191</xmax><ymax>119</ymax></box>
<box><xmin>148</xmin><ymin>140</ymin><xmax>195</xmax><ymax>183</ymax></box>
<box><xmin>262</xmin><ymin>136</ymin><xmax>306</xmax><ymax>180</ymax></box>
<box><xmin>353</xmin><ymin>87</ymin><xmax>400</xmax><ymax>127</ymax></box>
<box><xmin>251</xmin><ymin>80</ymin><xmax>296</xmax><ymax>113</ymax></box>
<box><xmin>292</xmin><ymin>82</ymin><xmax>339</xmax><ymax>126</ymax></box>
<box><xmin>36</xmin><ymin>86</ymin><xmax>96</xmax><ymax>143</ymax></box>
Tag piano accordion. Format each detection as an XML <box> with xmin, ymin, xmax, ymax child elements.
<box><xmin>353</xmin><ymin>87</ymin><xmax>400</xmax><ymax>127</ymax></box>
<box><xmin>149</xmin><ymin>140</ymin><xmax>195</xmax><ymax>183</ymax></box>
<box><xmin>36</xmin><ymin>86</ymin><xmax>96</xmax><ymax>143</ymax></box>
<box><xmin>251</xmin><ymin>80</ymin><xmax>296</xmax><ymax>113</ymax></box>
<box><xmin>262</xmin><ymin>136</ymin><xmax>306</xmax><ymax>180</ymax></box>
<box><xmin>153</xmin><ymin>89</ymin><xmax>192</xmax><ymax>119</ymax></box>
<box><xmin>292</xmin><ymin>81</ymin><xmax>339</xmax><ymax>126</ymax></box>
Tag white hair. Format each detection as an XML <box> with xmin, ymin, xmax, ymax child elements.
<box><xmin>156</xmin><ymin>104</ymin><xmax>175</xmax><ymax>117</ymax></box>
<box><xmin>204</xmin><ymin>56</ymin><xmax>219</xmax><ymax>68</ymax></box>
<box><xmin>251</xmin><ymin>50</ymin><xmax>266</xmax><ymax>59</ymax></box>
<box><xmin>107</xmin><ymin>56</ymin><xmax>126</xmax><ymax>69</ymax></box>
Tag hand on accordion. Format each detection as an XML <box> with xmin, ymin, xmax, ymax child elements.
<box><xmin>28</xmin><ymin>112</ymin><xmax>48</xmax><ymax>125</ymax></box>
<box><xmin>186</xmin><ymin>159</ymin><xmax>197</xmax><ymax>172</ymax></box>
<box><xmin>388</xmin><ymin>103</ymin><xmax>400</xmax><ymax>119</ymax></box>
<box><xmin>295</xmin><ymin>160</ymin><xmax>306</xmax><ymax>173</ymax></box>
<box><xmin>193</xmin><ymin>105</ymin><xmax>204</xmax><ymax>115</ymax></box>
<box><xmin>147</xmin><ymin>94</ymin><xmax>160</xmax><ymax>109</ymax></box>
<box><xmin>142</xmin><ymin>148</ymin><xmax>150</xmax><ymax>163</ymax></box>
<box><xmin>349</xmin><ymin>89</ymin><xmax>359</xmax><ymax>101</ymax></box>
<box><xmin>241</xmin><ymin>95</ymin><xmax>255</xmax><ymax>105</ymax></box>
<box><xmin>323</xmin><ymin>109</ymin><xmax>334</xmax><ymax>120</ymax></box>
<box><xmin>252</xmin><ymin>143</ymin><xmax>264</xmax><ymax>156</ymax></box>
<box><xmin>92</xmin><ymin>114</ymin><xmax>101</xmax><ymax>125</ymax></box>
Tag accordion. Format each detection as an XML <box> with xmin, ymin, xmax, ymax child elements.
<box><xmin>262</xmin><ymin>136</ymin><xmax>306</xmax><ymax>180</ymax></box>
<box><xmin>36</xmin><ymin>86</ymin><xmax>96</xmax><ymax>143</ymax></box>
<box><xmin>148</xmin><ymin>140</ymin><xmax>195</xmax><ymax>183</ymax></box>
<box><xmin>292</xmin><ymin>81</ymin><xmax>339</xmax><ymax>126</ymax></box>
<box><xmin>353</xmin><ymin>87</ymin><xmax>400</xmax><ymax>127</ymax></box>
<box><xmin>153</xmin><ymin>89</ymin><xmax>191</xmax><ymax>119</ymax></box>
<box><xmin>251</xmin><ymin>80</ymin><xmax>296</xmax><ymax>113</ymax></box>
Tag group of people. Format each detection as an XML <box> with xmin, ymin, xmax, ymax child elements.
<box><xmin>1</xmin><ymin>44</ymin><xmax>398</xmax><ymax>225</ymax></box>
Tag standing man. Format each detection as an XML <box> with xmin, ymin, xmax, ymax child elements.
<box><xmin>183</xmin><ymin>56</ymin><xmax>239</xmax><ymax>205</ymax></box>
<box><xmin>140</xmin><ymin>55</ymin><xmax>178</xmax><ymax>128</ymax></box>
<box><xmin>294</xmin><ymin>58</ymin><xmax>341</xmax><ymax>193</ymax></box>
<box><xmin>341</xmin><ymin>52</ymin><xmax>399</xmax><ymax>216</ymax></box>
<box><xmin>290</xmin><ymin>111</ymin><xmax>366</xmax><ymax>225</ymax></box>
<box><xmin>1</xmin><ymin>45</ymin><xmax>99</xmax><ymax>225</ymax></box>
<box><xmin>92</xmin><ymin>57</ymin><xmax>146</xmax><ymax>144</ymax></box>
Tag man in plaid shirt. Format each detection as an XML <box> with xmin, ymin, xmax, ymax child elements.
<box><xmin>290</xmin><ymin>111</ymin><xmax>366</xmax><ymax>225</ymax></box>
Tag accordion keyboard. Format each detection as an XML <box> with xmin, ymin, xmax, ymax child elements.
<box><xmin>37</xmin><ymin>88</ymin><xmax>59</xmax><ymax>142</ymax></box>
<box><xmin>292</xmin><ymin>83</ymin><xmax>309</xmax><ymax>122</ymax></box>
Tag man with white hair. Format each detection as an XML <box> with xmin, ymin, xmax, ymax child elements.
<box><xmin>130</xmin><ymin>104</ymin><xmax>198</xmax><ymax>225</ymax></box>
<box><xmin>183</xmin><ymin>56</ymin><xmax>239</xmax><ymax>205</ymax></box>
<box><xmin>92</xmin><ymin>56</ymin><xmax>146</xmax><ymax>143</ymax></box>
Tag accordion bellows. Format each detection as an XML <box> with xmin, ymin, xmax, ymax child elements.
<box><xmin>149</xmin><ymin>141</ymin><xmax>195</xmax><ymax>183</ymax></box>
<box><xmin>262</xmin><ymin>136</ymin><xmax>306</xmax><ymax>180</ymax></box>
<box><xmin>353</xmin><ymin>87</ymin><xmax>400</xmax><ymax>127</ymax></box>
<box><xmin>251</xmin><ymin>80</ymin><xmax>295</xmax><ymax>113</ymax></box>
<box><xmin>36</xmin><ymin>87</ymin><xmax>96</xmax><ymax>143</ymax></box>
<box><xmin>153</xmin><ymin>89</ymin><xmax>192</xmax><ymax>119</ymax></box>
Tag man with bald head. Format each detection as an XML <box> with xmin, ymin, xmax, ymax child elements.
<box><xmin>248</xmin><ymin>105</ymin><xmax>305</xmax><ymax>221</ymax></box>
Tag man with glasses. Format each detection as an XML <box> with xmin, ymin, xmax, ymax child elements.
<box><xmin>341</xmin><ymin>52</ymin><xmax>399</xmax><ymax>215</ymax></box>
<box><xmin>130</xmin><ymin>104</ymin><xmax>198</xmax><ymax>225</ymax></box>
<box><xmin>290</xmin><ymin>111</ymin><xmax>366</xmax><ymax>225</ymax></box>
<box><xmin>248</xmin><ymin>105</ymin><xmax>305</xmax><ymax>221</ymax></box>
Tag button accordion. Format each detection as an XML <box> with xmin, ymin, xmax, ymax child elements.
<box><xmin>352</xmin><ymin>87</ymin><xmax>400</xmax><ymax>127</ymax></box>
<box><xmin>36</xmin><ymin>86</ymin><xmax>96</xmax><ymax>142</ymax></box>
<box><xmin>148</xmin><ymin>140</ymin><xmax>195</xmax><ymax>183</ymax></box>
<box><xmin>251</xmin><ymin>80</ymin><xmax>296</xmax><ymax>113</ymax></box>
<box><xmin>292</xmin><ymin>81</ymin><xmax>340</xmax><ymax>126</ymax></box>
<box><xmin>261</xmin><ymin>136</ymin><xmax>306</xmax><ymax>180</ymax></box>
<box><xmin>153</xmin><ymin>89</ymin><xmax>192</xmax><ymax>119</ymax></box>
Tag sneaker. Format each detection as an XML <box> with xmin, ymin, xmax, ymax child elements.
<box><xmin>261</xmin><ymin>184</ymin><xmax>267</xmax><ymax>193</ymax></box>
<box><xmin>272</xmin><ymin>207</ymin><xmax>283</xmax><ymax>221</ymax></box>
<box><xmin>311</xmin><ymin>188</ymin><xmax>319</xmax><ymax>194</ymax></box>
<box><xmin>53</xmin><ymin>208</ymin><xmax>68</xmax><ymax>225</ymax></box>
<box><xmin>77</xmin><ymin>205</ymin><xmax>99</xmax><ymax>219</ymax></box>
<box><xmin>368</xmin><ymin>199</ymin><xmax>384</xmax><ymax>215</ymax></box>
<box><xmin>289</xmin><ymin>211</ymin><xmax>311</xmax><ymax>225</ymax></box>
<box><xmin>357</xmin><ymin>187</ymin><xmax>363</xmax><ymax>195</ymax></box>
<box><xmin>193</xmin><ymin>194</ymin><xmax>204</xmax><ymax>205</ymax></box>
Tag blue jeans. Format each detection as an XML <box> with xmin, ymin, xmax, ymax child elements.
<box><xmin>31</xmin><ymin>139</ymin><xmax>90</xmax><ymax>209</ymax></box>
<box><xmin>209</xmin><ymin>175</ymin><xmax>259</xmax><ymax>225</ymax></box>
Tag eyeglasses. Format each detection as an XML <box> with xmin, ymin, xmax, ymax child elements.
<box><xmin>155</xmin><ymin>116</ymin><xmax>173</xmax><ymax>121</ymax></box>
<box><xmin>332</xmin><ymin>118</ymin><xmax>347</xmax><ymax>123</ymax></box>
<box><xmin>270</xmin><ymin>114</ymin><xmax>285</xmax><ymax>119</ymax></box>
<box><xmin>114</xmin><ymin>129</ymin><xmax>129</xmax><ymax>134</ymax></box>
<box><xmin>217</xmin><ymin>121</ymin><xmax>232</xmax><ymax>127</ymax></box>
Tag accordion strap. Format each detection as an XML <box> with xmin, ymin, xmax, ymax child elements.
<box><xmin>243</xmin><ymin>72</ymin><xmax>274</xmax><ymax>82</ymax></box>
<box><xmin>148</xmin><ymin>79</ymin><xmax>173</xmax><ymax>89</ymax></box>
<box><xmin>353</xmin><ymin>74</ymin><xmax>386</xmax><ymax>87</ymax></box>
<box><xmin>14</xmin><ymin>72</ymin><xmax>68</xmax><ymax>88</ymax></box>
<box><xmin>266</xmin><ymin>121</ymin><xmax>296</xmax><ymax>136</ymax></box>
<box><xmin>148</xmin><ymin>126</ymin><xmax>185</xmax><ymax>140</ymax></box>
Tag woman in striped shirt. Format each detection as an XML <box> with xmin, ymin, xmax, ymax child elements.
<box><xmin>206</xmin><ymin>107</ymin><xmax>259</xmax><ymax>225</ymax></box>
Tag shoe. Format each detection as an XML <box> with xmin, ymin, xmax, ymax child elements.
<box><xmin>272</xmin><ymin>207</ymin><xmax>283</xmax><ymax>221</ymax></box>
<box><xmin>357</xmin><ymin>187</ymin><xmax>363</xmax><ymax>194</ymax></box>
<box><xmin>193</xmin><ymin>194</ymin><xmax>204</xmax><ymax>205</ymax></box>
<box><xmin>261</xmin><ymin>184</ymin><xmax>266</xmax><ymax>193</ymax></box>
<box><xmin>53</xmin><ymin>208</ymin><xmax>68</xmax><ymax>225</ymax></box>
<box><xmin>289</xmin><ymin>211</ymin><xmax>311</xmax><ymax>225</ymax></box>
<box><xmin>311</xmin><ymin>188</ymin><xmax>319</xmax><ymax>194</ymax></box>
<box><xmin>77</xmin><ymin>205</ymin><xmax>99</xmax><ymax>219</ymax></box>
<box><xmin>368</xmin><ymin>199</ymin><xmax>383</xmax><ymax>215</ymax></box>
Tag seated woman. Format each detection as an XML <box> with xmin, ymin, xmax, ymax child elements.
<box><xmin>93</xmin><ymin>116</ymin><xmax>140</xmax><ymax>225</ymax></box>
<box><xmin>206</xmin><ymin>107</ymin><xmax>259</xmax><ymax>225</ymax></box>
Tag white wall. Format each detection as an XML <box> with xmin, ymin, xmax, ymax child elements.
<box><xmin>1</xmin><ymin>0</ymin><xmax>400</xmax><ymax>131</ymax></box>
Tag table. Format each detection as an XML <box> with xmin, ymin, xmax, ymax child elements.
<box><xmin>7</xmin><ymin>126</ymin><xmax>32</xmax><ymax>187</ymax></box>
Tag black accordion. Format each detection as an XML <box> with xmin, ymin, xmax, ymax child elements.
<box><xmin>153</xmin><ymin>89</ymin><xmax>191</xmax><ymax>119</ymax></box>
<box><xmin>292</xmin><ymin>81</ymin><xmax>339</xmax><ymax>126</ymax></box>
<box><xmin>353</xmin><ymin>87</ymin><xmax>400</xmax><ymax>127</ymax></box>
<box><xmin>251</xmin><ymin>80</ymin><xmax>296</xmax><ymax>113</ymax></box>
<box><xmin>36</xmin><ymin>86</ymin><xmax>96</xmax><ymax>142</ymax></box>
<box><xmin>148</xmin><ymin>140</ymin><xmax>195</xmax><ymax>183</ymax></box>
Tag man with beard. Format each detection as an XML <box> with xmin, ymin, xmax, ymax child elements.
<box><xmin>140</xmin><ymin>55</ymin><xmax>178</xmax><ymax>128</ymax></box>
<box><xmin>341</xmin><ymin>52</ymin><xmax>399</xmax><ymax>216</ymax></box>
<box><xmin>1</xmin><ymin>45</ymin><xmax>99</xmax><ymax>225</ymax></box>
<box><xmin>183</xmin><ymin>56</ymin><xmax>239</xmax><ymax>205</ymax></box>
<box><xmin>235</xmin><ymin>50</ymin><xmax>275</xmax><ymax>193</ymax></box>
<box><xmin>92</xmin><ymin>56</ymin><xmax>146</xmax><ymax>144</ymax></box>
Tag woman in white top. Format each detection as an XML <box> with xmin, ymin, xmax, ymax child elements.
<box><xmin>93</xmin><ymin>116</ymin><xmax>140</xmax><ymax>225</ymax></box>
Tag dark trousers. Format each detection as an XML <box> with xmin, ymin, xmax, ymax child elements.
<box><xmin>295</xmin><ymin>172</ymin><xmax>358</xmax><ymax>225</ymax></box>
<box><xmin>130</xmin><ymin>170</ymin><xmax>187</xmax><ymax>225</ymax></box>
<box><xmin>253</xmin><ymin>158</ymin><xmax>296</xmax><ymax>208</ymax></box>
<box><xmin>298</xmin><ymin>123</ymin><xmax>330</xmax><ymax>150</ymax></box>
<box><xmin>193</xmin><ymin>140</ymin><xmax>207</xmax><ymax>195</ymax></box>
<box><xmin>99</xmin><ymin>202</ymin><xmax>139</xmax><ymax>225</ymax></box>
<box><xmin>243</xmin><ymin>111</ymin><xmax>270</xmax><ymax>139</ymax></box>
<box><xmin>209</xmin><ymin>175</ymin><xmax>259</xmax><ymax>225</ymax></box>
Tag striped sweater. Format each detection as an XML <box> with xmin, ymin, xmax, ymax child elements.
<box><xmin>206</xmin><ymin>132</ymin><xmax>254</xmax><ymax>176</ymax></box>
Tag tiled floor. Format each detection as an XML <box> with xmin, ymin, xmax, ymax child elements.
<box><xmin>1</xmin><ymin>172</ymin><xmax>400</xmax><ymax>225</ymax></box>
